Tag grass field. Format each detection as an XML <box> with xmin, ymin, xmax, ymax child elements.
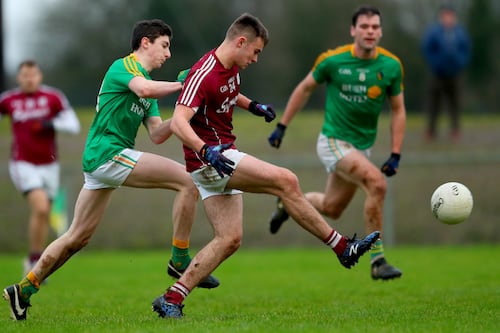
<box><xmin>1</xmin><ymin>246</ymin><xmax>499</xmax><ymax>332</ymax></box>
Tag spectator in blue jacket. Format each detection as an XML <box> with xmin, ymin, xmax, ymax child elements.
<box><xmin>422</xmin><ymin>4</ymin><xmax>471</xmax><ymax>142</ymax></box>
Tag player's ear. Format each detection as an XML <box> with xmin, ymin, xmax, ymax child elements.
<box><xmin>140</xmin><ymin>36</ymin><xmax>151</xmax><ymax>49</ymax></box>
<box><xmin>236</xmin><ymin>36</ymin><xmax>247</xmax><ymax>48</ymax></box>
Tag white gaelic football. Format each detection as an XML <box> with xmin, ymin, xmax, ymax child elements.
<box><xmin>431</xmin><ymin>182</ymin><xmax>473</xmax><ymax>224</ymax></box>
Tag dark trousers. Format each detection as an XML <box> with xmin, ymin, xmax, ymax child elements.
<box><xmin>427</xmin><ymin>75</ymin><xmax>461</xmax><ymax>137</ymax></box>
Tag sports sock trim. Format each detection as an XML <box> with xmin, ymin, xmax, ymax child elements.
<box><xmin>324</xmin><ymin>230</ymin><xmax>342</xmax><ymax>248</ymax></box>
<box><xmin>172</xmin><ymin>238</ymin><xmax>189</xmax><ymax>249</ymax></box>
<box><xmin>26</xmin><ymin>271</ymin><xmax>40</xmax><ymax>289</ymax></box>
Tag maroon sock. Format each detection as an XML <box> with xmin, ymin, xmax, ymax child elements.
<box><xmin>164</xmin><ymin>282</ymin><xmax>190</xmax><ymax>304</ymax></box>
<box><xmin>323</xmin><ymin>230</ymin><xmax>348</xmax><ymax>256</ymax></box>
<box><xmin>334</xmin><ymin>237</ymin><xmax>348</xmax><ymax>256</ymax></box>
<box><xmin>29</xmin><ymin>252</ymin><xmax>42</xmax><ymax>263</ymax></box>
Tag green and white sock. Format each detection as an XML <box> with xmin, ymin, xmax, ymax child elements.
<box><xmin>370</xmin><ymin>239</ymin><xmax>385</xmax><ymax>265</ymax></box>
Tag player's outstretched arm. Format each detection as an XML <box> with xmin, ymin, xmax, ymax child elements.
<box><xmin>129</xmin><ymin>76</ymin><xmax>182</xmax><ymax>99</ymax></box>
<box><xmin>381</xmin><ymin>93</ymin><xmax>406</xmax><ymax>177</ymax></box>
<box><xmin>388</xmin><ymin>93</ymin><xmax>406</xmax><ymax>155</ymax></box>
<box><xmin>236</xmin><ymin>93</ymin><xmax>276</xmax><ymax>123</ymax></box>
<box><xmin>269</xmin><ymin>72</ymin><xmax>318</xmax><ymax>148</ymax></box>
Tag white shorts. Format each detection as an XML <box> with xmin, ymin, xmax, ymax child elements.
<box><xmin>190</xmin><ymin>149</ymin><xmax>246</xmax><ymax>200</ymax></box>
<box><xmin>83</xmin><ymin>148</ymin><xmax>143</xmax><ymax>190</ymax></box>
<box><xmin>316</xmin><ymin>133</ymin><xmax>370</xmax><ymax>173</ymax></box>
<box><xmin>9</xmin><ymin>160</ymin><xmax>59</xmax><ymax>199</ymax></box>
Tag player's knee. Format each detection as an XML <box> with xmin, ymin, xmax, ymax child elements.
<box><xmin>222</xmin><ymin>234</ymin><xmax>242</xmax><ymax>256</ymax></box>
<box><xmin>368</xmin><ymin>176</ymin><xmax>387</xmax><ymax>200</ymax></box>
<box><xmin>33</xmin><ymin>209</ymin><xmax>51</xmax><ymax>223</ymax></box>
<box><xmin>323</xmin><ymin>204</ymin><xmax>344</xmax><ymax>220</ymax></box>
<box><xmin>66</xmin><ymin>228</ymin><xmax>93</xmax><ymax>250</ymax></box>
<box><xmin>186</xmin><ymin>182</ymin><xmax>200</xmax><ymax>201</ymax></box>
<box><xmin>276</xmin><ymin>168</ymin><xmax>300</xmax><ymax>194</ymax></box>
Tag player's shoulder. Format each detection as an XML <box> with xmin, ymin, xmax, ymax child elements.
<box><xmin>186</xmin><ymin>50</ymin><xmax>220</xmax><ymax>84</ymax></box>
<box><xmin>113</xmin><ymin>53</ymin><xmax>145</xmax><ymax>77</ymax></box>
<box><xmin>376</xmin><ymin>47</ymin><xmax>402</xmax><ymax>66</ymax></box>
<box><xmin>38</xmin><ymin>85</ymin><xmax>68</xmax><ymax>99</ymax></box>
<box><xmin>0</xmin><ymin>87</ymin><xmax>22</xmax><ymax>103</ymax></box>
<box><xmin>317</xmin><ymin>44</ymin><xmax>352</xmax><ymax>61</ymax></box>
<box><xmin>192</xmin><ymin>49</ymin><xmax>218</xmax><ymax>72</ymax></box>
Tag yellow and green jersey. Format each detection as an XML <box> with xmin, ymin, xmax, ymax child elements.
<box><xmin>312</xmin><ymin>44</ymin><xmax>404</xmax><ymax>149</ymax></box>
<box><xmin>82</xmin><ymin>53</ymin><xmax>160</xmax><ymax>172</ymax></box>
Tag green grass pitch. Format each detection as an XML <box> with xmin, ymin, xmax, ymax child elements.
<box><xmin>1</xmin><ymin>246</ymin><xmax>498</xmax><ymax>332</ymax></box>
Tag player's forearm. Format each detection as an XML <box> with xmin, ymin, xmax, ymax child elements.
<box><xmin>280</xmin><ymin>85</ymin><xmax>312</xmax><ymax>126</ymax></box>
<box><xmin>236</xmin><ymin>93</ymin><xmax>251</xmax><ymax>109</ymax></box>
<box><xmin>149</xmin><ymin>118</ymin><xmax>173</xmax><ymax>144</ymax></box>
<box><xmin>52</xmin><ymin>109</ymin><xmax>81</xmax><ymax>134</ymax></box>
<box><xmin>134</xmin><ymin>80</ymin><xmax>182</xmax><ymax>99</ymax></box>
<box><xmin>171</xmin><ymin>111</ymin><xmax>205</xmax><ymax>152</ymax></box>
<box><xmin>390</xmin><ymin>108</ymin><xmax>406</xmax><ymax>154</ymax></box>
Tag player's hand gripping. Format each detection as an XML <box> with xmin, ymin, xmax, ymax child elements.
<box><xmin>176</xmin><ymin>68</ymin><xmax>190</xmax><ymax>84</ymax></box>
<box><xmin>200</xmin><ymin>143</ymin><xmax>235</xmax><ymax>177</ymax></box>
<box><xmin>381</xmin><ymin>153</ymin><xmax>401</xmax><ymax>177</ymax></box>
<box><xmin>248</xmin><ymin>101</ymin><xmax>276</xmax><ymax>123</ymax></box>
<box><xmin>268</xmin><ymin>123</ymin><xmax>287</xmax><ymax>148</ymax></box>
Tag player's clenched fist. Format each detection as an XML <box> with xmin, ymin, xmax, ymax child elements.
<box><xmin>200</xmin><ymin>143</ymin><xmax>235</xmax><ymax>177</ymax></box>
<box><xmin>268</xmin><ymin>123</ymin><xmax>287</xmax><ymax>148</ymax></box>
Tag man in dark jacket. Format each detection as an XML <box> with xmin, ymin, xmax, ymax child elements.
<box><xmin>422</xmin><ymin>4</ymin><xmax>471</xmax><ymax>142</ymax></box>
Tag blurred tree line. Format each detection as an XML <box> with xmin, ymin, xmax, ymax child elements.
<box><xmin>6</xmin><ymin>0</ymin><xmax>499</xmax><ymax>113</ymax></box>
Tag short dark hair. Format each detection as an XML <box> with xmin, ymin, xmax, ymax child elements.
<box><xmin>351</xmin><ymin>5</ymin><xmax>381</xmax><ymax>26</ymax></box>
<box><xmin>130</xmin><ymin>19</ymin><xmax>173</xmax><ymax>51</ymax></box>
<box><xmin>226</xmin><ymin>13</ymin><xmax>269</xmax><ymax>46</ymax></box>
<box><xmin>18</xmin><ymin>60</ymin><xmax>39</xmax><ymax>72</ymax></box>
<box><xmin>439</xmin><ymin>3</ymin><xmax>456</xmax><ymax>13</ymax></box>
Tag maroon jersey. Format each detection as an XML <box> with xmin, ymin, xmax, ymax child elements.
<box><xmin>0</xmin><ymin>85</ymin><xmax>70</xmax><ymax>164</ymax></box>
<box><xmin>178</xmin><ymin>49</ymin><xmax>240</xmax><ymax>172</ymax></box>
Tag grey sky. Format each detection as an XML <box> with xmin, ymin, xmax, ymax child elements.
<box><xmin>2</xmin><ymin>0</ymin><xmax>58</xmax><ymax>73</ymax></box>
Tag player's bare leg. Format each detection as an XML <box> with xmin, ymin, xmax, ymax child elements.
<box><xmin>153</xmin><ymin>194</ymin><xmax>243</xmax><ymax>318</ymax></box>
<box><xmin>125</xmin><ymin>153</ymin><xmax>218</xmax><ymax>288</ymax></box>
<box><xmin>305</xmin><ymin>173</ymin><xmax>357</xmax><ymax>220</ymax></box>
<box><xmin>25</xmin><ymin>189</ymin><xmax>52</xmax><ymax>273</ymax></box>
<box><xmin>153</xmin><ymin>154</ymin><xmax>379</xmax><ymax>318</ymax></box>
<box><xmin>34</xmin><ymin>188</ymin><xmax>114</xmax><ymax>282</ymax></box>
<box><xmin>329</xmin><ymin>152</ymin><xmax>401</xmax><ymax>280</ymax></box>
<box><xmin>176</xmin><ymin>194</ymin><xmax>243</xmax><ymax>290</ymax></box>
<box><xmin>229</xmin><ymin>154</ymin><xmax>379</xmax><ymax>264</ymax></box>
<box><xmin>1</xmin><ymin>186</ymin><xmax>115</xmax><ymax>321</ymax></box>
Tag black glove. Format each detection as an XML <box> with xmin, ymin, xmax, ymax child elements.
<box><xmin>248</xmin><ymin>101</ymin><xmax>276</xmax><ymax>123</ymax></box>
<box><xmin>381</xmin><ymin>153</ymin><xmax>401</xmax><ymax>177</ymax></box>
<box><xmin>200</xmin><ymin>143</ymin><xmax>235</xmax><ymax>177</ymax></box>
<box><xmin>268</xmin><ymin>123</ymin><xmax>287</xmax><ymax>148</ymax></box>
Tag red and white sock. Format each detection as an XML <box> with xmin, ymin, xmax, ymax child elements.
<box><xmin>323</xmin><ymin>230</ymin><xmax>347</xmax><ymax>256</ymax></box>
<box><xmin>164</xmin><ymin>282</ymin><xmax>190</xmax><ymax>304</ymax></box>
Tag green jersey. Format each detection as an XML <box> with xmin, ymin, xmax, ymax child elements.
<box><xmin>312</xmin><ymin>44</ymin><xmax>404</xmax><ymax>149</ymax></box>
<box><xmin>82</xmin><ymin>53</ymin><xmax>160</xmax><ymax>172</ymax></box>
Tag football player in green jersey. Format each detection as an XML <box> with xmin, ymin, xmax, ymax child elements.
<box><xmin>268</xmin><ymin>5</ymin><xmax>406</xmax><ymax>281</ymax></box>
<box><xmin>3</xmin><ymin>19</ymin><xmax>217</xmax><ymax>321</ymax></box>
